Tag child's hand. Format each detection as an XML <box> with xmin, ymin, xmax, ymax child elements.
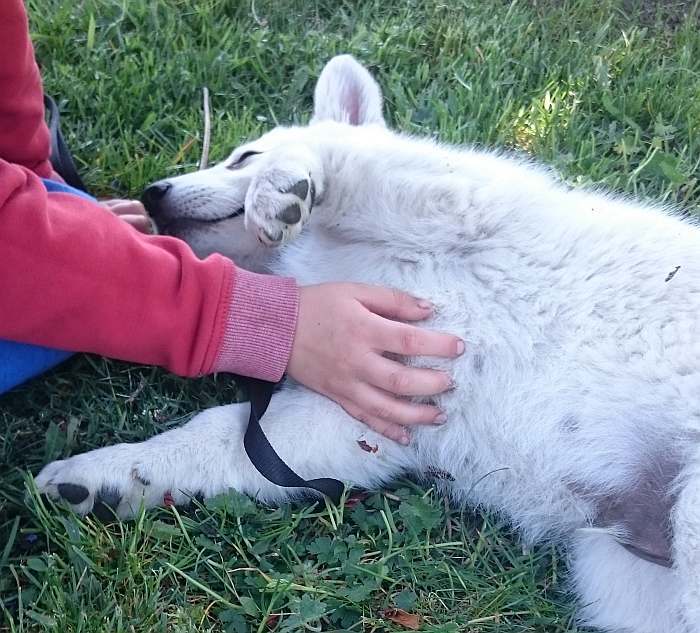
<box><xmin>288</xmin><ymin>283</ymin><xmax>464</xmax><ymax>445</ymax></box>
<box><xmin>101</xmin><ymin>199</ymin><xmax>153</xmax><ymax>234</ymax></box>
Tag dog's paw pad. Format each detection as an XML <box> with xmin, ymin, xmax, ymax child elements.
<box><xmin>91</xmin><ymin>486</ymin><xmax>122</xmax><ymax>521</ymax></box>
<box><xmin>56</xmin><ymin>482</ymin><xmax>89</xmax><ymax>504</ymax></box>
<box><xmin>35</xmin><ymin>445</ymin><xmax>187</xmax><ymax>519</ymax></box>
<box><xmin>247</xmin><ymin>164</ymin><xmax>317</xmax><ymax>244</ymax></box>
<box><xmin>282</xmin><ymin>179</ymin><xmax>309</xmax><ymax>200</ymax></box>
<box><xmin>278</xmin><ymin>202</ymin><xmax>303</xmax><ymax>225</ymax></box>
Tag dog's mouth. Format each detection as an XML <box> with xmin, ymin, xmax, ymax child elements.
<box><xmin>157</xmin><ymin>207</ymin><xmax>245</xmax><ymax>234</ymax></box>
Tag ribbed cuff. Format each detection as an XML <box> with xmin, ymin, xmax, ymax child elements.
<box><xmin>211</xmin><ymin>267</ymin><xmax>299</xmax><ymax>382</ymax></box>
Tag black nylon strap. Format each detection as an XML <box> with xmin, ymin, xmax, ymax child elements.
<box><xmin>44</xmin><ymin>94</ymin><xmax>88</xmax><ymax>193</ymax></box>
<box><xmin>243</xmin><ymin>378</ymin><xmax>344</xmax><ymax>504</ymax></box>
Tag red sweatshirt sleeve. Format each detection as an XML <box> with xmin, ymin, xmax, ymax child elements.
<box><xmin>0</xmin><ymin>162</ymin><xmax>298</xmax><ymax>378</ymax></box>
<box><xmin>0</xmin><ymin>0</ymin><xmax>299</xmax><ymax>381</ymax></box>
<box><xmin>0</xmin><ymin>0</ymin><xmax>53</xmax><ymax>178</ymax></box>
<box><xmin>0</xmin><ymin>161</ymin><xmax>296</xmax><ymax>380</ymax></box>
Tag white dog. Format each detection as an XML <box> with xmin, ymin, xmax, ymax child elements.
<box><xmin>36</xmin><ymin>56</ymin><xmax>700</xmax><ymax>632</ymax></box>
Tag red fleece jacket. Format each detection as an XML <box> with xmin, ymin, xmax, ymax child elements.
<box><xmin>0</xmin><ymin>0</ymin><xmax>298</xmax><ymax>380</ymax></box>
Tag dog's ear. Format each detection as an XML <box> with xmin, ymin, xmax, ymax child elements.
<box><xmin>311</xmin><ymin>55</ymin><xmax>385</xmax><ymax>127</ymax></box>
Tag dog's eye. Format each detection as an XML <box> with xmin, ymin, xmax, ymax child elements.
<box><xmin>228</xmin><ymin>151</ymin><xmax>261</xmax><ymax>169</ymax></box>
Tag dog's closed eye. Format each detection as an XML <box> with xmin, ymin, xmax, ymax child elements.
<box><xmin>227</xmin><ymin>150</ymin><xmax>261</xmax><ymax>170</ymax></box>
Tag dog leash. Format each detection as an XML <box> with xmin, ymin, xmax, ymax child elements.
<box><xmin>44</xmin><ymin>94</ymin><xmax>344</xmax><ymax>505</ymax></box>
<box><xmin>244</xmin><ymin>378</ymin><xmax>344</xmax><ymax>503</ymax></box>
<box><xmin>44</xmin><ymin>95</ymin><xmax>88</xmax><ymax>193</ymax></box>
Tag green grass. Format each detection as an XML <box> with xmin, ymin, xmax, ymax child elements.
<box><xmin>2</xmin><ymin>0</ymin><xmax>699</xmax><ymax>630</ymax></box>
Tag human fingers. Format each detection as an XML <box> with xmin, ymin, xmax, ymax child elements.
<box><xmin>361</xmin><ymin>355</ymin><xmax>452</xmax><ymax>396</ymax></box>
<box><xmin>369</xmin><ymin>317</ymin><xmax>464</xmax><ymax>358</ymax></box>
<box><xmin>343</xmin><ymin>382</ymin><xmax>446</xmax><ymax>429</ymax></box>
<box><xmin>353</xmin><ymin>284</ymin><xmax>436</xmax><ymax>322</ymax></box>
<box><xmin>338</xmin><ymin>399</ymin><xmax>412</xmax><ymax>445</ymax></box>
<box><xmin>120</xmin><ymin>214</ymin><xmax>153</xmax><ymax>234</ymax></box>
<box><xmin>102</xmin><ymin>199</ymin><xmax>148</xmax><ymax>217</ymax></box>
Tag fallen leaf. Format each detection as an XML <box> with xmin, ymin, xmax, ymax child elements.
<box><xmin>344</xmin><ymin>491</ymin><xmax>369</xmax><ymax>508</ymax></box>
<box><xmin>382</xmin><ymin>608</ymin><xmax>421</xmax><ymax>630</ymax></box>
<box><xmin>357</xmin><ymin>439</ymin><xmax>378</xmax><ymax>453</ymax></box>
<box><xmin>265</xmin><ymin>613</ymin><xmax>280</xmax><ymax>630</ymax></box>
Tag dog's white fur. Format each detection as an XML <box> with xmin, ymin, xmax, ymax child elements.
<box><xmin>36</xmin><ymin>56</ymin><xmax>700</xmax><ymax>632</ymax></box>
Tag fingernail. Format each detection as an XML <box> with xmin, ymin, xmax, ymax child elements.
<box><xmin>418</xmin><ymin>300</ymin><xmax>433</xmax><ymax>311</ymax></box>
<box><xmin>456</xmin><ymin>340</ymin><xmax>465</xmax><ymax>355</ymax></box>
<box><xmin>399</xmin><ymin>432</ymin><xmax>411</xmax><ymax>445</ymax></box>
<box><xmin>434</xmin><ymin>413</ymin><xmax>447</xmax><ymax>425</ymax></box>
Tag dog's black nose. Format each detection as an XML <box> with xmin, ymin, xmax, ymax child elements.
<box><xmin>141</xmin><ymin>181</ymin><xmax>172</xmax><ymax>219</ymax></box>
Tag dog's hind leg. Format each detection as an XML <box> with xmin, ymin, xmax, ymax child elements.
<box><xmin>35</xmin><ymin>386</ymin><xmax>415</xmax><ymax>518</ymax></box>
<box><xmin>570</xmin><ymin>530</ymin><xmax>683</xmax><ymax>633</ymax></box>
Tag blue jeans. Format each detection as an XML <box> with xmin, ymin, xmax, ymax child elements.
<box><xmin>0</xmin><ymin>179</ymin><xmax>97</xmax><ymax>395</ymax></box>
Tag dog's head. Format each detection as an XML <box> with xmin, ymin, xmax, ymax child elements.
<box><xmin>142</xmin><ymin>55</ymin><xmax>385</xmax><ymax>271</ymax></box>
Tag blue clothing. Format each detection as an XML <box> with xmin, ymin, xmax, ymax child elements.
<box><xmin>0</xmin><ymin>179</ymin><xmax>96</xmax><ymax>394</ymax></box>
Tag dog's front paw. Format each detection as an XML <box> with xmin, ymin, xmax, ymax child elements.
<box><xmin>245</xmin><ymin>154</ymin><xmax>318</xmax><ymax>245</ymax></box>
<box><xmin>35</xmin><ymin>444</ymin><xmax>197</xmax><ymax>520</ymax></box>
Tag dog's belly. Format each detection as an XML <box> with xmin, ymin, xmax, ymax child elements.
<box><xmin>412</xmin><ymin>354</ymin><xmax>698</xmax><ymax>551</ymax></box>
<box><xmin>278</xmin><ymin>227</ymin><xmax>700</xmax><ymax>545</ymax></box>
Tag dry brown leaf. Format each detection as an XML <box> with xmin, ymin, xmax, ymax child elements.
<box><xmin>382</xmin><ymin>608</ymin><xmax>421</xmax><ymax>630</ymax></box>
<box><xmin>265</xmin><ymin>613</ymin><xmax>280</xmax><ymax>630</ymax></box>
<box><xmin>357</xmin><ymin>439</ymin><xmax>378</xmax><ymax>453</ymax></box>
<box><xmin>344</xmin><ymin>491</ymin><xmax>369</xmax><ymax>508</ymax></box>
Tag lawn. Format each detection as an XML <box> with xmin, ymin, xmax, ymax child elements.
<box><xmin>2</xmin><ymin>0</ymin><xmax>699</xmax><ymax>631</ymax></box>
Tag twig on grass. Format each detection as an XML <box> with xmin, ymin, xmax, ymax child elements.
<box><xmin>199</xmin><ymin>86</ymin><xmax>211</xmax><ymax>170</ymax></box>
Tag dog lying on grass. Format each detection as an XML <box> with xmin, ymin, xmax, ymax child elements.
<box><xmin>37</xmin><ymin>55</ymin><xmax>700</xmax><ymax>632</ymax></box>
